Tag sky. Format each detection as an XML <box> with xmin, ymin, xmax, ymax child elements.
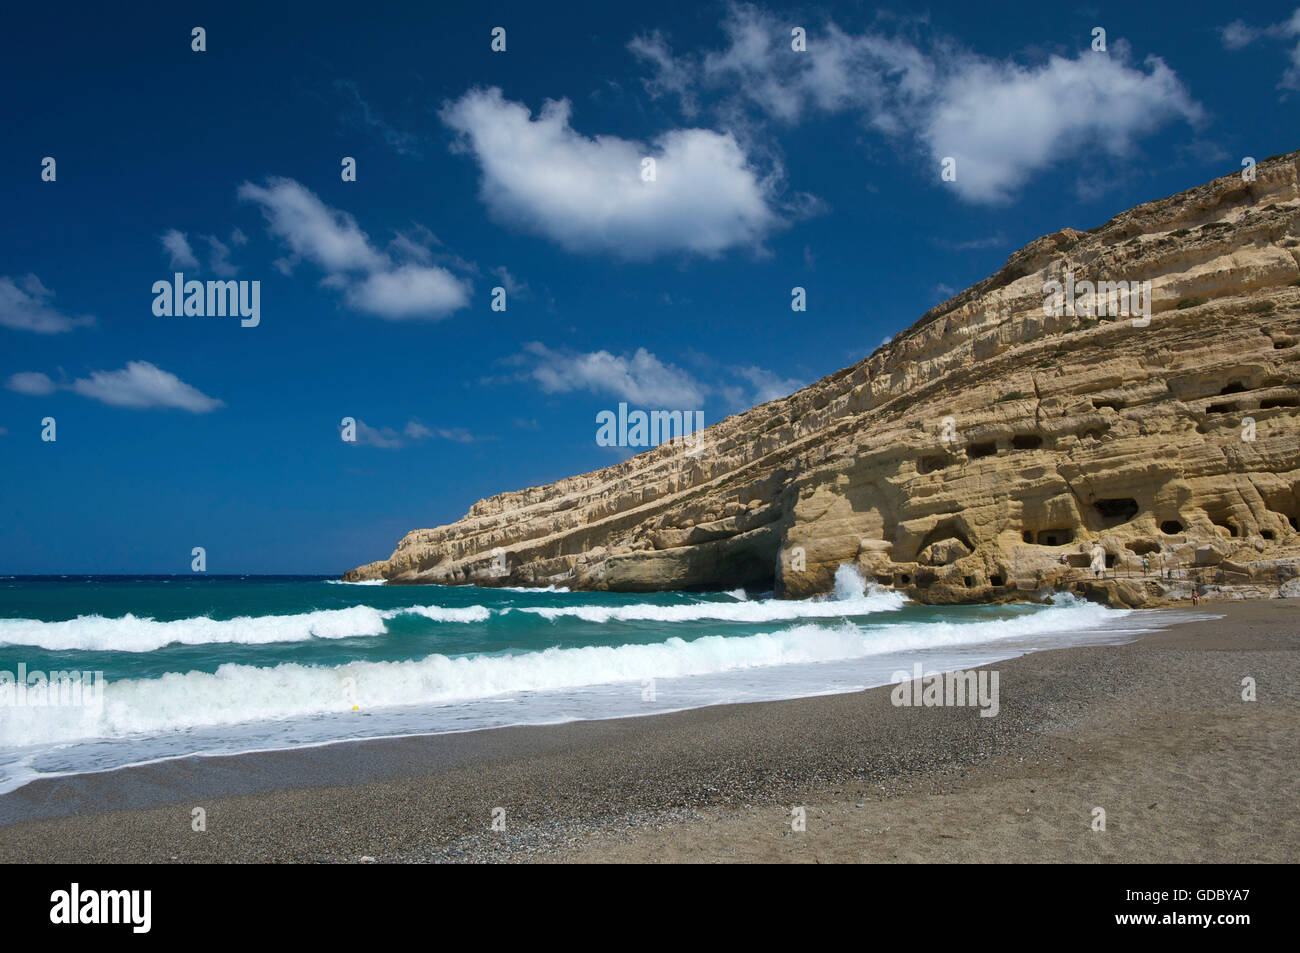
<box><xmin>2</xmin><ymin>0</ymin><xmax>1298</xmax><ymax>574</ymax></box>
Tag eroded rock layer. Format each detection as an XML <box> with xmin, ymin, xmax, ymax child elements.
<box><xmin>347</xmin><ymin>153</ymin><xmax>1300</xmax><ymax>606</ymax></box>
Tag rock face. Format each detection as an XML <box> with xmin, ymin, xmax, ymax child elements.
<box><xmin>348</xmin><ymin>153</ymin><xmax>1300</xmax><ymax>606</ymax></box>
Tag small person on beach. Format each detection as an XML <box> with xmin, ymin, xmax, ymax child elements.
<box><xmin>1191</xmin><ymin>587</ymin><xmax>1201</xmax><ymax>606</ymax></box>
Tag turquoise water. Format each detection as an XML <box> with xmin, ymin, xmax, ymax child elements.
<box><xmin>0</xmin><ymin>570</ymin><xmax>1153</xmax><ymax>793</ymax></box>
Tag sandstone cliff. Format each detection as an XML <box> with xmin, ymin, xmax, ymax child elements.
<box><xmin>347</xmin><ymin>153</ymin><xmax>1300</xmax><ymax>606</ymax></box>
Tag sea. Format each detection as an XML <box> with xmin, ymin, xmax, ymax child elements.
<box><xmin>0</xmin><ymin>565</ymin><xmax>1166</xmax><ymax>795</ymax></box>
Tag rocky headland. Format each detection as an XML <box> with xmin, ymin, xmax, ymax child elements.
<box><xmin>348</xmin><ymin>153</ymin><xmax>1300</xmax><ymax>607</ymax></box>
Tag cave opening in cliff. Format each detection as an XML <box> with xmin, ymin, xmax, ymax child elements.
<box><xmin>989</xmin><ymin>574</ymin><xmax>1004</xmax><ymax>587</ymax></box>
<box><xmin>1219</xmin><ymin>382</ymin><xmax>1248</xmax><ymax>395</ymax></box>
<box><xmin>1206</xmin><ymin>402</ymin><xmax>1235</xmax><ymax>414</ymax></box>
<box><xmin>1035</xmin><ymin>529</ymin><xmax>1075</xmax><ymax>546</ymax></box>
<box><xmin>1262</xmin><ymin>530</ymin><xmax>1276</xmax><ymax>540</ymax></box>
<box><xmin>1094</xmin><ymin>497</ymin><xmax>1140</xmax><ymax>524</ymax></box>
<box><xmin>1126</xmin><ymin>539</ymin><xmax>1160</xmax><ymax>555</ymax></box>
<box><xmin>1012</xmin><ymin>434</ymin><xmax>1043</xmax><ymax>450</ymax></box>
<box><xmin>1160</xmin><ymin>519</ymin><xmax>1185</xmax><ymax>535</ymax></box>
<box><xmin>968</xmin><ymin>441</ymin><xmax>998</xmax><ymax>459</ymax></box>
<box><xmin>1261</xmin><ymin>396</ymin><xmax>1299</xmax><ymax>409</ymax></box>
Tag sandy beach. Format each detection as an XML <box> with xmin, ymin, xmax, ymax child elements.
<box><xmin>1</xmin><ymin>598</ymin><xmax>1296</xmax><ymax>864</ymax></box>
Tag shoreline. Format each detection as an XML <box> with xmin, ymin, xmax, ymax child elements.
<box><xmin>1</xmin><ymin>599</ymin><xmax>1296</xmax><ymax>862</ymax></box>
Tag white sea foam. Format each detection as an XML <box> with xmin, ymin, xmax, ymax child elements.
<box><xmin>401</xmin><ymin>605</ymin><xmax>491</xmax><ymax>623</ymax></box>
<box><xmin>0</xmin><ymin>603</ymin><xmax>486</xmax><ymax>653</ymax></box>
<box><xmin>325</xmin><ymin>579</ymin><xmax>386</xmax><ymax>586</ymax></box>
<box><xmin>512</xmin><ymin>568</ymin><xmax>904</xmax><ymax>625</ymax></box>
<box><xmin>0</xmin><ymin>567</ymin><xmax>895</xmax><ymax>652</ymax></box>
<box><xmin>0</xmin><ymin>596</ymin><xmax>1125</xmax><ymax>749</ymax></box>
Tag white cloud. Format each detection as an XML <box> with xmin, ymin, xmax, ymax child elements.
<box><xmin>162</xmin><ymin>227</ymin><xmax>245</xmax><ymax>276</ymax></box>
<box><xmin>352</xmin><ymin>420</ymin><xmax>405</xmax><ymax>448</ymax></box>
<box><xmin>69</xmin><ymin>361</ymin><xmax>223</xmax><ymax>412</ymax></box>
<box><xmin>8</xmin><ymin>361</ymin><xmax>221</xmax><ymax>411</ymax></box>
<box><xmin>0</xmin><ymin>275</ymin><xmax>94</xmax><ymax>333</ymax></box>
<box><xmin>633</xmin><ymin>5</ymin><xmax>1203</xmax><ymax>203</ymax></box>
<box><xmin>6</xmin><ymin>371</ymin><xmax>57</xmax><ymax>395</ymax></box>
<box><xmin>490</xmin><ymin>265</ymin><xmax>528</xmax><ymax>298</ymax></box>
<box><xmin>346</xmin><ymin>418</ymin><xmax>477</xmax><ymax>448</ymax></box>
<box><xmin>239</xmin><ymin>177</ymin><xmax>388</xmax><ymax>273</ymax></box>
<box><xmin>923</xmin><ymin>52</ymin><xmax>1202</xmax><ymax>203</ymax></box>
<box><xmin>204</xmin><ymin>233</ymin><xmax>240</xmax><ymax>277</ymax></box>
<box><xmin>732</xmin><ymin>365</ymin><xmax>803</xmax><ymax>404</ymax></box>
<box><xmin>434</xmin><ymin>426</ymin><xmax>476</xmax><ymax>443</ymax></box>
<box><xmin>1220</xmin><ymin>10</ymin><xmax>1300</xmax><ymax>89</ymax></box>
<box><xmin>440</xmin><ymin>87</ymin><xmax>781</xmax><ymax>258</ymax></box>
<box><xmin>344</xmin><ymin>264</ymin><xmax>470</xmax><ymax>320</ymax></box>
<box><xmin>239</xmin><ymin>178</ymin><xmax>471</xmax><ymax>320</ymax></box>
<box><xmin>161</xmin><ymin>229</ymin><xmax>200</xmax><ymax>270</ymax></box>
<box><xmin>503</xmin><ymin>342</ymin><xmax>806</xmax><ymax>414</ymax></box>
<box><xmin>521</xmin><ymin>342</ymin><xmax>707</xmax><ymax>406</ymax></box>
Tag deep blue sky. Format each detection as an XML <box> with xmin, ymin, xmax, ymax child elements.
<box><xmin>2</xmin><ymin>0</ymin><xmax>1297</xmax><ymax>573</ymax></box>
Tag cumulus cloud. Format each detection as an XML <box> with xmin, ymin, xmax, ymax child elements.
<box><xmin>440</xmin><ymin>87</ymin><xmax>782</xmax><ymax>258</ymax></box>
<box><xmin>490</xmin><ymin>265</ymin><xmax>528</xmax><ymax>298</ymax></box>
<box><xmin>520</xmin><ymin>342</ymin><xmax>708</xmax><ymax>407</ymax></box>
<box><xmin>161</xmin><ymin>228</ymin><xmax>246</xmax><ymax>275</ymax></box>
<box><xmin>1220</xmin><ymin>9</ymin><xmax>1300</xmax><ymax>90</ymax></box>
<box><xmin>239</xmin><ymin>177</ymin><xmax>388</xmax><ymax>274</ymax></box>
<box><xmin>204</xmin><ymin>232</ymin><xmax>241</xmax><ymax>277</ymax></box>
<box><xmin>923</xmin><ymin>52</ymin><xmax>1202</xmax><ymax>203</ymax></box>
<box><xmin>161</xmin><ymin>229</ymin><xmax>200</xmax><ymax>270</ymax></box>
<box><xmin>239</xmin><ymin>177</ymin><xmax>470</xmax><ymax>320</ymax></box>
<box><xmin>6</xmin><ymin>371</ymin><xmax>57</xmax><ymax>395</ymax></box>
<box><xmin>732</xmin><ymin>365</ymin><xmax>804</xmax><ymax>404</ymax></box>
<box><xmin>8</xmin><ymin>361</ymin><xmax>221</xmax><ymax>412</ymax></box>
<box><xmin>632</xmin><ymin>4</ymin><xmax>1204</xmax><ymax>203</ymax></box>
<box><xmin>0</xmin><ymin>275</ymin><xmax>94</xmax><ymax>333</ymax></box>
<box><xmin>344</xmin><ymin>263</ymin><xmax>470</xmax><ymax>319</ymax></box>
<box><xmin>503</xmin><ymin>342</ymin><xmax>802</xmax><ymax>412</ymax></box>
<box><xmin>70</xmin><ymin>361</ymin><xmax>223</xmax><ymax>411</ymax></box>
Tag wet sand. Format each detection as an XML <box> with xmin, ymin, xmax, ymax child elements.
<box><xmin>1</xmin><ymin>599</ymin><xmax>1296</xmax><ymax>863</ymax></box>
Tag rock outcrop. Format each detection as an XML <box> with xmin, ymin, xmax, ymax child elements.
<box><xmin>347</xmin><ymin>153</ymin><xmax>1300</xmax><ymax>606</ymax></box>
